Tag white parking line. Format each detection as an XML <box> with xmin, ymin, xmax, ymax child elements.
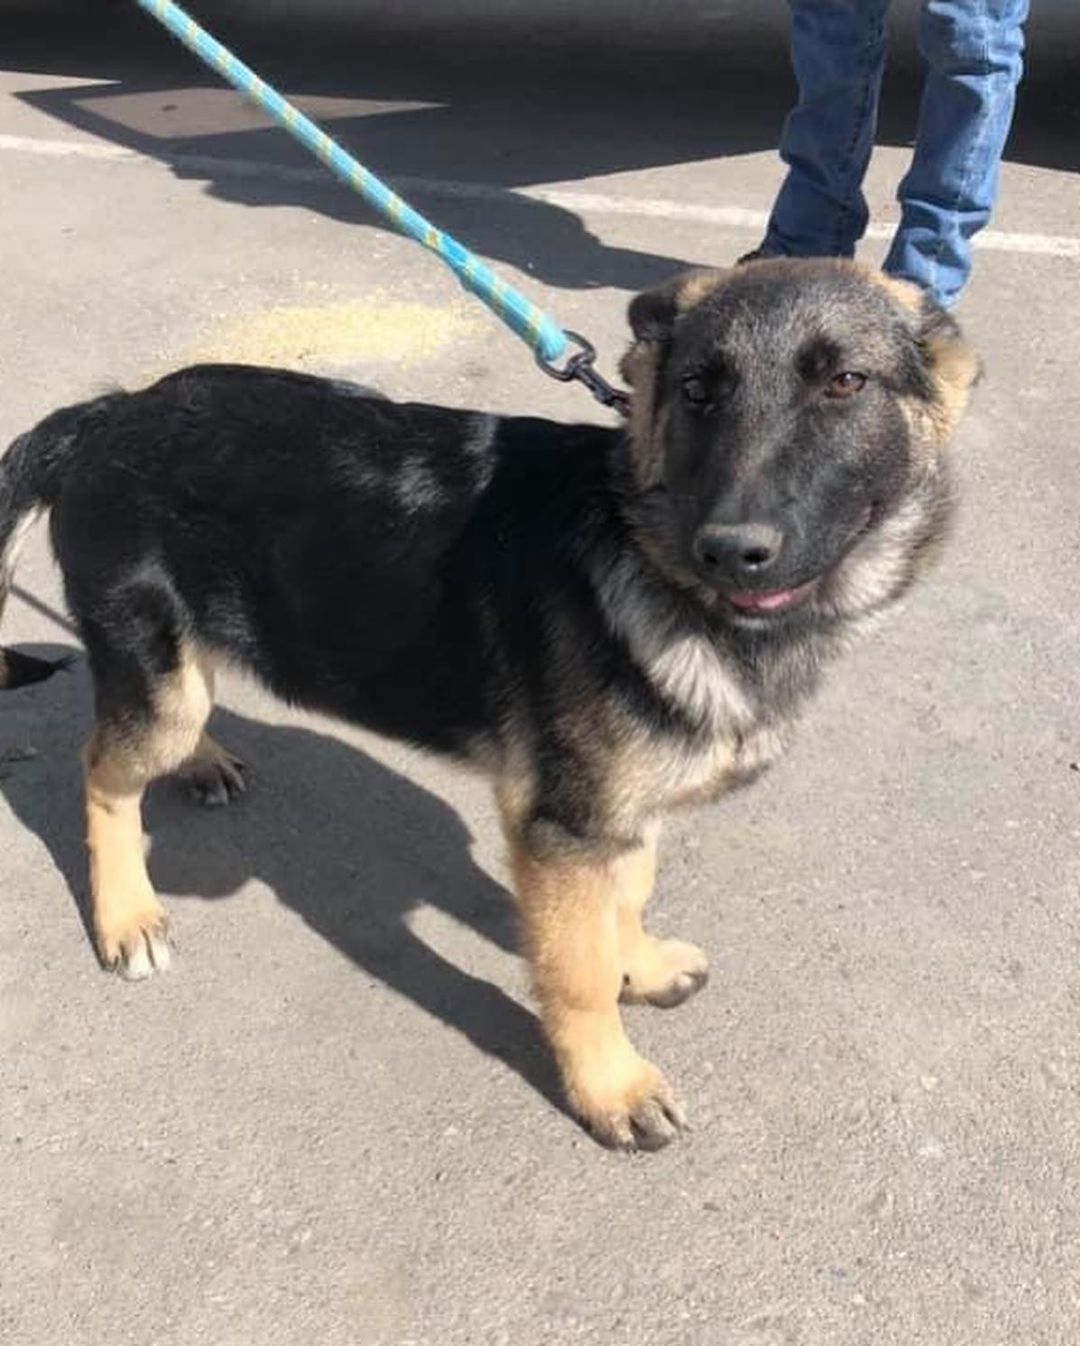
<box><xmin>3</xmin><ymin>130</ymin><xmax>1078</xmax><ymax>258</ymax></box>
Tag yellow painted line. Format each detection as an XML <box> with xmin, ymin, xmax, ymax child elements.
<box><xmin>192</xmin><ymin>297</ymin><xmax>479</xmax><ymax>367</ymax></box>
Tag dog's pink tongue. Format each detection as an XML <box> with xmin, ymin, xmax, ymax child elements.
<box><xmin>725</xmin><ymin>582</ymin><xmax>813</xmax><ymax>613</ymax></box>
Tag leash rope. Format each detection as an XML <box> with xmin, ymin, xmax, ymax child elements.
<box><xmin>132</xmin><ymin>0</ymin><xmax>630</xmax><ymax>414</ymax></box>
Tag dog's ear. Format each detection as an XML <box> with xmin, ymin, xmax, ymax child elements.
<box><xmin>620</xmin><ymin>275</ymin><xmax>697</xmax><ymax>484</ymax></box>
<box><xmin>626</xmin><ymin>269</ymin><xmax>727</xmax><ymax>345</ymax></box>
<box><xmin>876</xmin><ymin>274</ymin><xmax>981</xmax><ymax>443</ymax></box>
<box><xmin>626</xmin><ymin>275</ymin><xmax>686</xmax><ymax>345</ymax></box>
<box><xmin>916</xmin><ymin>295</ymin><xmax>982</xmax><ymax>436</ymax></box>
<box><xmin>619</xmin><ymin>270</ymin><xmax>727</xmax><ymax>486</ymax></box>
<box><xmin>894</xmin><ymin>292</ymin><xmax>981</xmax><ymax>446</ymax></box>
<box><xmin>621</xmin><ymin>269</ymin><xmax>727</xmax><ymax>391</ymax></box>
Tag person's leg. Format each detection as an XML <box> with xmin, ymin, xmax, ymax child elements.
<box><xmin>884</xmin><ymin>0</ymin><xmax>1029</xmax><ymax>307</ymax></box>
<box><xmin>760</xmin><ymin>0</ymin><xmax>893</xmax><ymax>260</ymax></box>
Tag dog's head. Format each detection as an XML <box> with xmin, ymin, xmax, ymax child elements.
<box><xmin>619</xmin><ymin>258</ymin><xmax>979</xmax><ymax>628</ymax></box>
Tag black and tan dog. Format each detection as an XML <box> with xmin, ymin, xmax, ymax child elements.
<box><xmin>0</xmin><ymin>259</ymin><xmax>978</xmax><ymax>1149</ymax></box>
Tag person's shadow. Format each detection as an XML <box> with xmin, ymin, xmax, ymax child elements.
<box><xmin>4</xmin><ymin>3</ymin><xmax>1077</xmax><ymax>300</ymax></box>
<box><xmin>1</xmin><ymin>5</ymin><xmax>805</xmax><ymax>295</ymax></box>
<box><xmin>0</xmin><ymin>642</ymin><xmax>567</xmax><ymax>1121</ymax></box>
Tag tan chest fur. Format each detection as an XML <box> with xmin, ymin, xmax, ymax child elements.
<box><xmin>602</xmin><ymin>715</ymin><xmax>791</xmax><ymax>838</ymax></box>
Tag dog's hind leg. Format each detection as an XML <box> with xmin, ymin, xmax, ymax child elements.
<box><xmin>615</xmin><ymin>831</ymin><xmax>709</xmax><ymax>1009</ymax></box>
<box><xmin>163</xmin><ymin>658</ymin><xmax>246</xmax><ymax>807</ymax></box>
<box><xmin>176</xmin><ymin>733</ymin><xmax>247</xmax><ymax>808</ymax></box>
<box><xmin>81</xmin><ymin>613</ymin><xmax>216</xmax><ymax>979</ymax></box>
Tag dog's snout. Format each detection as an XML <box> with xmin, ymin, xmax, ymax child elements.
<box><xmin>693</xmin><ymin>522</ymin><xmax>784</xmax><ymax>580</ymax></box>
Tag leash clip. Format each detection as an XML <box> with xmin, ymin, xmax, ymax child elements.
<box><xmin>536</xmin><ymin>331</ymin><xmax>632</xmax><ymax>418</ymax></box>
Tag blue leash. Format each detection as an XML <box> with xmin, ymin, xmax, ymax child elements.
<box><xmin>132</xmin><ymin>0</ymin><xmax>630</xmax><ymax>414</ymax></box>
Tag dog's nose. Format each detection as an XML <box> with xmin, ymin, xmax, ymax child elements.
<box><xmin>693</xmin><ymin>522</ymin><xmax>784</xmax><ymax>580</ymax></box>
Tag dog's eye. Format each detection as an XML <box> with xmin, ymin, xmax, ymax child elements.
<box><xmin>825</xmin><ymin>371</ymin><xmax>867</xmax><ymax>399</ymax></box>
<box><xmin>681</xmin><ymin>374</ymin><xmax>711</xmax><ymax>406</ymax></box>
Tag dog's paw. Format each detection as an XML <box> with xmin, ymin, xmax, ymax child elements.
<box><xmin>97</xmin><ymin>906</ymin><xmax>172</xmax><ymax>980</ymax></box>
<box><xmin>179</xmin><ymin>748</ymin><xmax>247</xmax><ymax>808</ymax></box>
<box><xmin>620</xmin><ymin>937</ymin><xmax>709</xmax><ymax>1008</ymax></box>
<box><xmin>565</xmin><ymin>1046</ymin><xmax>688</xmax><ymax>1152</ymax></box>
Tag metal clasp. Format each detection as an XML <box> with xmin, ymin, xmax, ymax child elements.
<box><xmin>536</xmin><ymin>331</ymin><xmax>631</xmax><ymax>418</ymax></box>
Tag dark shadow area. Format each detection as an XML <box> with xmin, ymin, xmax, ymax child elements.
<box><xmin>8</xmin><ymin>7</ymin><xmax>755</xmax><ymax>291</ymax></box>
<box><xmin>0</xmin><ymin>645</ymin><xmax>566</xmax><ymax>1120</ymax></box>
<box><xmin>2</xmin><ymin>6</ymin><xmax>1075</xmax><ymax>291</ymax></box>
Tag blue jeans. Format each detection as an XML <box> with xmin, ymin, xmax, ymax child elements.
<box><xmin>761</xmin><ymin>0</ymin><xmax>1030</xmax><ymax>306</ymax></box>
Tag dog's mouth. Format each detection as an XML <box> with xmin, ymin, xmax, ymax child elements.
<box><xmin>713</xmin><ymin>506</ymin><xmax>877</xmax><ymax>621</ymax></box>
<box><xmin>719</xmin><ymin>577</ymin><xmax>820</xmax><ymax>616</ymax></box>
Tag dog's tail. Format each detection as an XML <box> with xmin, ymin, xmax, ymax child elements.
<box><xmin>0</xmin><ymin>391</ymin><xmax>123</xmax><ymax>689</ymax></box>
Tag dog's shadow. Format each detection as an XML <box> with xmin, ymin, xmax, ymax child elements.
<box><xmin>0</xmin><ymin>645</ymin><xmax>565</xmax><ymax>1118</ymax></box>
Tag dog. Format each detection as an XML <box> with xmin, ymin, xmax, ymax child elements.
<box><xmin>0</xmin><ymin>259</ymin><xmax>978</xmax><ymax>1150</ymax></box>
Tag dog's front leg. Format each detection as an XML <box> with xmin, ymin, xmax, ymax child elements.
<box><xmin>506</xmin><ymin>833</ymin><xmax>687</xmax><ymax>1150</ymax></box>
<box><xmin>615</xmin><ymin>833</ymin><xmax>710</xmax><ymax>1008</ymax></box>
